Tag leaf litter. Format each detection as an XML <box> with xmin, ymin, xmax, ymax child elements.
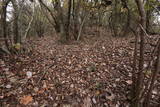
<box><xmin>0</xmin><ymin>31</ymin><xmax>160</xmax><ymax>106</ymax></box>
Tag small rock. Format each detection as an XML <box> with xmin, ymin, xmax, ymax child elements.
<box><xmin>26</xmin><ymin>71</ymin><xmax>32</xmax><ymax>78</ymax></box>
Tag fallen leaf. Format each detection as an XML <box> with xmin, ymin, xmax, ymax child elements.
<box><xmin>34</xmin><ymin>87</ymin><xmax>39</xmax><ymax>92</ymax></box>
<box><xmin>6</xmin><ymin>84</ymin><xmax>11</xmax><ymax>89</ymax></box>
<box><xmin>3</xmin><ymin>68</ymin><xmax>9</xmax><ymax>72</ymax></box>
<box><xmin>83</xmin><ymin>97</ymin><xmax>92</xmax><ymax>107</ymax></box>
<box><xmin>144</xmin><ymin>70</ymin><xmax>152</xmax><ymax>76</ymax></box>
<box><xmin>63</xmin><ymin>104</ymin><xmax>71</xmax><ymax>107</ymax></box>
<box><xmin>152</xmin><ymin>89</ymin><xmax>158</xmax><ymax>94</ymax></box>
<box><xmin>92</xmin><ymin>97</ymin><xmax>97</xmax><ymax>104</ymax></box>
<box><xmin>9</xmin><ymin>77</ymin><xmax>18</xmax><ymax>83</ymax></box>
<box><xmin>95</xmin><ymin>90</ymin><xmax>100</xmax><ymax>95</ymax></box>
<box><xmin>0</xmin><ymin>96</ymin><xmax>4</xmax><ymax>99</ymax></box>
<box><xmin>115</xmin><ymin>78</ymin><xmax>120</xmax><ymax>82</ymax></box>
<box><xmin>70</xmin><ymin>84</ymin><xmax>74</xmax><ymax>88</ymax></box>
<box><xmin>126</xmin><ymin>80</ymin><xmax>132</xmax><ymax>85</ymax></box>
<box><xmin>38</xmin><ymin>89</ymin><xmax>45</xmax><ymax>94</ymax></box>
<box><xmin>20</xmin><ymin>95</ymin><xmax>33</xmax><ymax>105</ymax></box>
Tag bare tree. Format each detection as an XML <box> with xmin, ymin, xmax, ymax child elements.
<box><xmin>131</xmin><ymin>0</ymin><xmax>146</xmax><ymax>106</ymax></box>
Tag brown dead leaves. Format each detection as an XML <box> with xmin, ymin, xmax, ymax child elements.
<box><xmin>20</xmin><ymin>95</ymin><xmax>33</xmax><ymax>105</ymax></box>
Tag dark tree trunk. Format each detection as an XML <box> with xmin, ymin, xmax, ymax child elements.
<box><xmin>1</xmin><ymin>0</ymin><xmax>12</xmax><ymax>49</ymax></box>
<box><xmin>131</xmin><ymin>0</ymin><xmax>146</xmax><ymax>106</ymax></box>
<box><xmin>73</xmin><ymin>0</ymin><xmax>80</xmax><ymax>40</ymax></box>
<box><xmin>66</xmin><ymin>0</ymin><xmax>72</xmax><ymax>40</ymax></box>
<box><xmin>121</xmin><ymin>0</ymin><xmax>131</xmax><ymax>36</ymax></box>
<box><xmin>146</xmin><ymin>10</ymin><xmax>150</xmax><ymax>33</ymax></box>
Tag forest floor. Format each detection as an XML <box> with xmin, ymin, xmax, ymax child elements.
<box><xmin>0</xmin><ymin>28</ymin><xmax>159</xmax><ymax>107</ymax></box>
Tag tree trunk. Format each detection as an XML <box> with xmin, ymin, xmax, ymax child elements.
<box><xmin>143</xmin><ymin>39</ymin><xmax>160</xmax><ymax>107</ymax></box>
<box><xmin>56</xmin><ymin>0</ymin><xmax>67</xmax><ymax>42</ymax></box>
<box><xmin>38</xmin><ymin>0</ymin><xmax>60</xmax><ymax>33</ymax></box>
<box><xmin>11</xmin><ymin>0</ymin><xmax>20</xmax><ymax>44</ymax></box>
<box><xmin>131</xmin><ymin>0</ymin><xmax>146</xmax><ymax>106</ymax></box>
<box><xmin>112</xmin><ymin>0</ymin><xmax>118</xmax><ymax>37</ymax></box>
<box><xmin>1</xmin><ymin>0</ymin><xmax>12</xmax><ymax>49</ymax></box>
<box><xmin>66</xmin><ymin>0</ymin><xmax>72</xmax><ymax>40</ymax></box>
<box><xmin>77</xmin><ymin>13</ymin><xmax>88</xmax><ymax>41</ymax></box>
<box><xmin>121</xmin><ymin>0</ymin><xmax>131</xmax><ymax>36</ymax></box>
<box><xmin>73</xmin><ymin>0</ymin><xmax>81</xmax><ymax>40</ymax></box>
